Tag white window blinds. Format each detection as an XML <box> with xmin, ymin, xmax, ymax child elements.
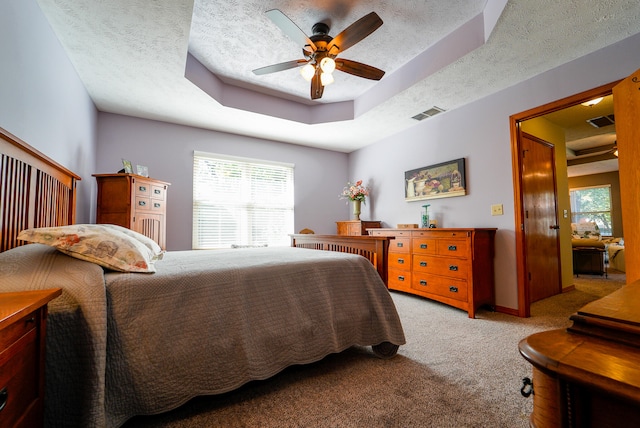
<box><xmin>192</xmin><ymin>151</ymin><xmax>294</xmax><ymax>249</ymax></box>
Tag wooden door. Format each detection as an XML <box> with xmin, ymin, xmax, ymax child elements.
<box><xmin>613</xmin><ymin>69</ymin><xmax>640</xmax><ymax>284</ymax></box>
<box><xmin>521</xmin><ymin>132</ymin><xmax>561</xmax><ymax>303</ymax></box>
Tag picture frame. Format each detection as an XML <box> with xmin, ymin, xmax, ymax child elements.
<box><xmin>136</xmin><ymin>164</ymin><xmax>149</xmax><ymax>177</ymax></box>
<box><xmin>121</xmin><ymin>159</ymin><xmax>133</xmax><ymax>174</ymax></box>
<box><xmin>405</xmin><ymin>158</ymin><xmax>466</xmax><ymax>201</ymax></box>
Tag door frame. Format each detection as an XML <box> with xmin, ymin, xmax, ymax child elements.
<box><xmin>510</xmin><ymin>81</ymin><xmax>619</xmax><ymax>318</ymax></box>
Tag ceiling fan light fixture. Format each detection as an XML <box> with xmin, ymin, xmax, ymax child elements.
<box><xmin>581</xmin><ymin>97</ymin><xmax>603</xmax><ymax>107</ymax></box>
<box><xmin>300</xmin><ymin>63</ymin><xmax>315</xmax><ymax>81</ymax></box>
<box><xmin>320</xmin><ymin>71</ymin><xmax>334</xmax><ymax>86</ymax></box>
<box><xmin>320</xmin><ymin>57</ymin><xmax>335</xmax><ymax>74</ymax></box>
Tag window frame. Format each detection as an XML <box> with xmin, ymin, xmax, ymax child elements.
<box><xmin>569</xmin><ymin>184</ymin><xmax>613</xmax><ymax>236</ymax></box>
<box><xmin>192</xmin><ymin>151</ymin><xmax>295</xmax><ymax>249</ymax></box>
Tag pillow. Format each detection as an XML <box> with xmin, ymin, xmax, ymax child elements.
<box><xmin>17</xmin><ymin>224</ymin><xmax>156</xmax><ymax>273</ymax></box>
<box><xmin>571</xmin><ymin>222</ymin><xmax>601</xmax><ymax>240</ymax></box>
<box><xmin>100</xmin><ymin>224</ymin><xmax>164</xmax><ymax>260</ymax></box>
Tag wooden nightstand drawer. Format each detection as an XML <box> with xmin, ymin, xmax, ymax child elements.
<box><xmin>0</xmin><ymin>329</ymin><xmax>39</xmax><ymax>428</ymax></box>
<box><xmin>413</xmin><ymin>255</ymin><xmax>469</xmax><ymax>280</ymax></box>
<box><xmin>412</xmin><ymin>274</ymin><xmax>468</xmax><ymax>302</ymax></box>
<box><xmin>0</xmin><ymin>310</ymin><xmax>39</xmax><ymax>351</ymax></box>
<box><xmin>135</xmin><ymin>196</ymin><xmax>152</xmax><ymax>211</ymax></box>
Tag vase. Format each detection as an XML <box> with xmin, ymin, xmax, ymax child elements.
<box><xmin>352</xmin><ymin>200</ymin><xmax>361</xmax><ymax>220</ymax></box>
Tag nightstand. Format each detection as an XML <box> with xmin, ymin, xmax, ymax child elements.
<box><xmin>336</xmin><ymin>220</ymin><xmax>381</xmax><ymax>236</ymax></box>
<box><xmin>0</xmin><ymin>289</ymin><xmax>61</xmax><ymax>428</ymax></box>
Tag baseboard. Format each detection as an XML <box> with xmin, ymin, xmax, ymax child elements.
<box><xmin>563</xmin><ymin>285</ymin><xmax>576</xmax><ymax>293</ymax></box>
<box><xmin>494</xmin><ymin>305</ymin><xmax>520</xmax><ymax>317</ymax></box>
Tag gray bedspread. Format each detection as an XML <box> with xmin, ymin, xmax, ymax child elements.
<box><xmin>0</xmin><ymin>244</ymin><xmax>405</xmax><ymax>428</ymax></box>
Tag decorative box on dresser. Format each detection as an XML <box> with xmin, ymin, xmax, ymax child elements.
<box><xmin>368</xmin><ymin>228</ymin><xmax>497</xmax><ymax>318</ymax></box>
<box><xmin>93</xmin><ymin>174</ymin><xmax>170</xmax><ymax>249</ymax></box>
<box><xmin>0</xmin><ymin>289</ymin><xmax>61</xmax><ymax>428</ymax></box>
<box><xmin>519</xmin><ymin>280</ymin><xmax>640</xmax><ymax>428</ymax></box>
<box><xmin>336</xmin><ymin>220</ymin><xmax>381</xmax><ymax>236</ymax></box>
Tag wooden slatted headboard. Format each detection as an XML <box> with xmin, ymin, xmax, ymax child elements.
<box><xmin>0</xmin><ymin>127</ymin><xmax>80</xmax><ymax>252</ymax></box>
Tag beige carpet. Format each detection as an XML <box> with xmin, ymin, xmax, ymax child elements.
<box><xmin>123</xmin><ymin>271</ymin><xmax>625</xmax><ymax>428</ymax></box>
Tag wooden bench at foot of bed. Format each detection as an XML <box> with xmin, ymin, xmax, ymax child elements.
<box><xmin>290</xmin><ymin>234</ymin><xmax>390</xmax><ymax>286</ymax></box>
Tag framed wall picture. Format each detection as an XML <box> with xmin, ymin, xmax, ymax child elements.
<box><xmin>405</xmin><ymin>158</ymin><xmax>466</xmax><ymax>201</ymax></box>
<box><xmin>121</xmin><ymin>159</ymin><xmax>133</xmax><ymax>174</ymax></box>
<box><xmin>136</xmin><ymin>164</ymin><xmax>149</xmax><ymax>177</ymax></box>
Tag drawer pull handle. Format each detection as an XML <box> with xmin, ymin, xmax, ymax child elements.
<box><xmin>420</xmin><ymin>261</ymin><xmax>427</xmax><ymax>267</ymax></box>
<box><xmin>138</xmin><ymin>186</ymin><xmax>147</xmax><ymax>192</ymax></box>
<box><xmin>398</xmin><ymin>276</ymin><xmax>405</xmax><ymax>281</ymax></box>
<box><xmin>397</xmin><ymin>242</ymin><xmax>403</xmax><ymax>248</ymax></box>
<box><xmin>154</xmin><ymin>203</ymin><xmax>161</xmax><ymax>208</ymax></box>
<box><xmin>449</xmin><ymin>286</ymin><xmax>459</xmax><ymax>293</ymax></box>
<box><xmin>154</xmin><ymin>189</ymin><xmax>161</xmax><ymax>194</ymax></box>
<box><xmin>449</xmin><ymin>265</ymin><xmax>458</xmax><ymax>271</ymax></box>
<box><xmin>398</xmin><ymin>258</ymin><xmax>404</xmax><ymax>264</ymax></box>
<box><xmin>0</xmin><ymin>387</ymin><xmax>7</xmax><ymax>412</ymax></box>
<box><xmin>420</xmin><ymin>280</ymin><xmax>427</xmax><ymax>286</ymax></box>
<box><xmin>420</xmin><ymin>243</ymin><xmax>428</xmax><ymax>249</ymax></box>
<box><xmin>520</xmin><ymin>377</ymin><xmax>534</xmax><ymax>398</ymax></box>
<box><xmin>448</xmin><ymin>245</ymin><xmax>457</xmax><ymax>251</ymax></box>
<box><xmin>138</xmin><ymin>201</ymin><xmax>146</xmax><ymax>206</ymax></box>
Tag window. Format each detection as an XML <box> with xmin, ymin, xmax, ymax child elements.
<box><xmin>193</xmin><ymin>151</ymin><xmax>294</xmax><ymax>249</ymax></box>
<box><xmin>569</xmin><ymin>185</ymin><xmax>612</xmax><ymax>236</ymax></box>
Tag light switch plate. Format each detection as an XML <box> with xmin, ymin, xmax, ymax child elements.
<box><xmin>491</xmin><ymin>204</ymin><xmax>504</xmax><ymax>216</ymax></box>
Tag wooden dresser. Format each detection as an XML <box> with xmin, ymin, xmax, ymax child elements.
<box><xmin>368</xmin><ymin>228</ymin><xmax>496</xmax><ymax>318</ymax></box>
<box><xmin>0</xmin><ymin>289</ymin><xmax>61</xmax><ymax>428</ymax></box>
<box><xmin>519</xmin><ymin>280</ymin><xmax>640</xmax><ymax>427</ymax></box>
<box><xmin>336</xmin><ymin>220</ymin><xmax>381</xmax><ymax>236</ymax></box>
<box><xmin>94</xmin><ymin>174</ymin><xmax>170</xmax><ymax>249</ymax></box>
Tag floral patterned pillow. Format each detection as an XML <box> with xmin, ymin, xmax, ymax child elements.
<box><xmin>17</xmin><ymin>224</ymin><xmax>157</xmax><ymax>273</ymax></box>
<box><xmin>571</xmin><ymin>222</ymin><xmax>601</xmax><ymax>240</ymax></box>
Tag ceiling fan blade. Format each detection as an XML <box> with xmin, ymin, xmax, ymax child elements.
<box><xmin>311</xmin><ymin>69</ymin><xmax>324</xmax><ymax>100</ymax></box>
<box><xmin>265</xmin><ymin>9</ymin><xmax>316</xmax><ymax>53</ymax></box>
<box><xmin>327</xmin><ymin>12</ymin><xmax>383</xmax><ymax>54</ymax></box>
<box><xmin>253</xmin><ymin>59</ymin><xmax>308</xmax><ymax>75</ymax></box>
<box><xmin>335</xmin><ymin>59</ymin><xmax>385</xmax><ymax>80</ymax></box>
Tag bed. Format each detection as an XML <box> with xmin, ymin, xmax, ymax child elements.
<box><xmin>0</xmin><ymin>127</ymin><xmax>405</xmax><ymax>428</ymax></box>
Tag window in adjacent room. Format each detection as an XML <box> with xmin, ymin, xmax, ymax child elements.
<box><xmin>569</xmin><ymin>185</ymin><xmax>612</xmax><ymax>236</ymax></box>
<box><xmin>193</xmin><ymin>151</ymin><xmax>294</xmax><ymax>249</ymax></box>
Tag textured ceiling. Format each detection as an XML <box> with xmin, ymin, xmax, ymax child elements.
<box><xmin>36</xmin><ymin>0</ymin><xmax>640</xmax><ymax>153</ymax></box>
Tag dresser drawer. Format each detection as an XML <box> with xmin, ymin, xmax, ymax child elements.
<box><xmin>388</xmin><ymin>252</ymin><xmax>411</xmax><ymax>270</ymax></box>
<box><xmin>389</xmin><ymin>237</ymin><xmax>411</xmax><ymax>253</ymax></box>
<box><xmin>412</xmin><ymin>255</ymin><xmax>470</xmax><ymax>280</ymax></box>
<box><xmin>436</xmin><ymin>239</ymin><xmax>470</xmax><ymax>258</ymax></box>
<box><xmin>150</xmin><ymin>184</ymin><xmax>166</xmax><ymax>201</ymax></box>
<box><xmin>413</xmin><ymin>230</ymin><xmax>471</xmax><ymax>239</ymax></box>
<box><xmin>411</xmin><ymin>274</ymin><xmax>468</xmax><ymax>302</ymax></box>
<box><xmin>412</xmin><ymin>238</ymin><xmax>437</xmax><ymax>255</ymax></box>
<box><xmin>388</xmin><ymin>268</ymin><xmax>412</xmax><ymax>292</ymax></box>
<box><xmin>134</xmin><ymin>180</ymin><xmax>152</xmax><ymax>196</ymax></box>
<box><xmin>135</xmin><ymin>196</ymin><xmax>151</xmax><ymax>211</ymax></box>
<box><xmin>0</xmin><ymin>328</ymin><xmax>39</xmax><ymax>428</ymax></box>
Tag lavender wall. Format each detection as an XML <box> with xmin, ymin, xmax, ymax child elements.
<box><xmin>95</xmin><ymin>113</ymin><xmax>349</xmax><ymax>250</ymax></box>
<box><xmin>349</xmin><ymin>32</ymin><xmax>640</xmax><ymax>310</ymax></box>
<box><xmin>0</xmin><ymin>0</ymin><xmax>97</xmax><ymax>223</ymax></box>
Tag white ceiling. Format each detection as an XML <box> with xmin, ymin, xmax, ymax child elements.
<box><xmin>36</xmin><ymin>0</ymin><xmax>640</xmax><ymax>153</ymax></box>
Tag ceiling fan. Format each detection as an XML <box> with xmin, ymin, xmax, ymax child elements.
<box><xmin>252</xmin><ymin>9</ymin><xmax>385</xmax><ymax>100</ymax></box>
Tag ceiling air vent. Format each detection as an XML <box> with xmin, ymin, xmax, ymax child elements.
<box><xmin>412</xmin><ymin>106</ymin><xmax>445</xmax><ymax>121</ymax></box>
<box><xmin>586</xmin><ymin>114</ymin><xmax>615</xmax><ymax>128</ymax></box>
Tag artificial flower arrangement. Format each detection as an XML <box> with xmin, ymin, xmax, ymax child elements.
<box><xmin>339</xmin><ymin>180</ymin><xmax>370</xmax><ymax>204</ymax></box>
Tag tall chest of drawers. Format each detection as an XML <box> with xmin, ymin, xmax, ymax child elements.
<box><xmin>369</xmin><ymin>228</ymin><xmax>496</xmax><ymax>318</ymax></box>
<box><xmin>94</xmin><ymin>174</ymin><xmax>170</xmax><ymax>250</ymax></box>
